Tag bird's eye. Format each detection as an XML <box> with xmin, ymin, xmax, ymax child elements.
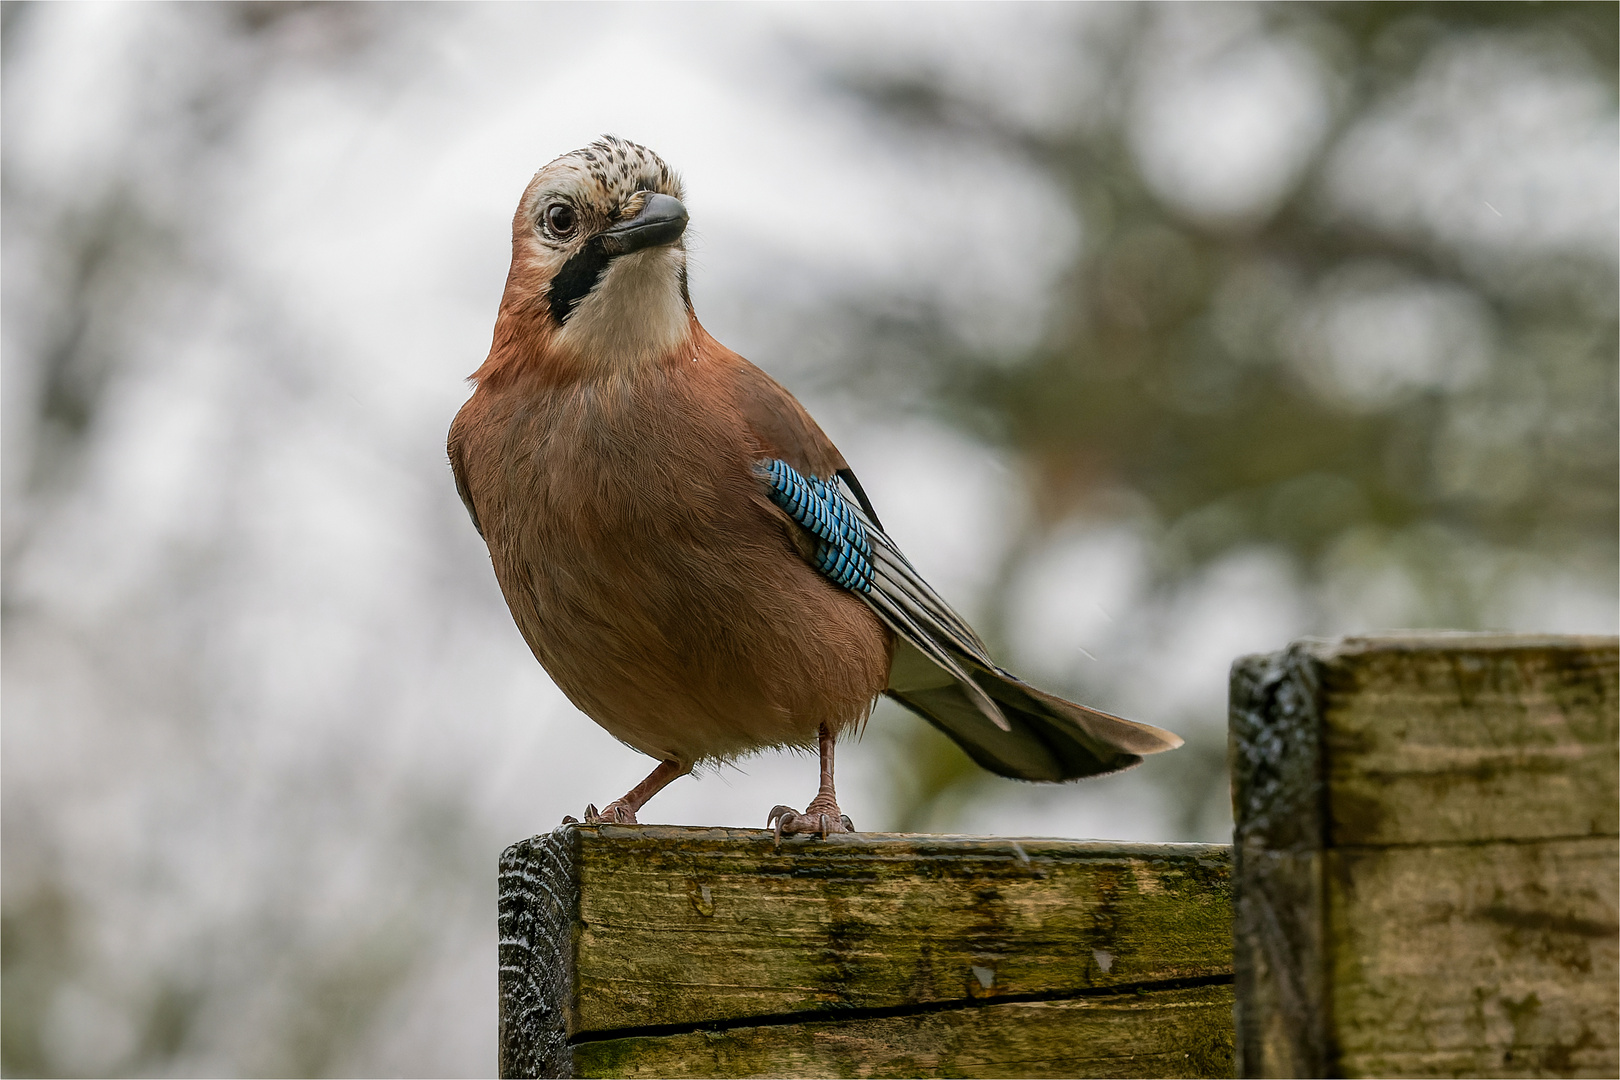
<box><xmin>544</xmin><ymin>204</ymin><xmax>577</xmax><ymax>237</ymax></box>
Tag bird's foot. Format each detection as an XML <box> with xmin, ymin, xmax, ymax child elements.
<box><xmin>562</xmin><ymin>801</ymin><xmax>638</xmax><ymax>826</ymax></box>
<box><xmin>768</xmin><ymin>795</ymin><xmax>853</xmax><ymax>848</ymax></box>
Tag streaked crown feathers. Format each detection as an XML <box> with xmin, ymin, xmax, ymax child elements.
<box><xmin>521</xmin><ymin>135</ymin><xmax>685</xmax><ymax>232</ymax></box>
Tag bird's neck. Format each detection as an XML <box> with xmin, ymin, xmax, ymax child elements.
<box><xmin>555</xmin><ymin>246</ymin><xmax>693</xmax><ymax>372</ymax></box>
<box><xmin>478</xmin><ymin>247</ymin><xmax>695</xmax><ymax>388</ymax></box>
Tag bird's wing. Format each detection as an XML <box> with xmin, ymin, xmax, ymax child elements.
<box><xmin>728</xmin><ymin>350</ymin><xmax>1182</xmax><ymax>781</ymax></box>
<box><xmin>754</xmin><ymin>457</ymin><xmax>1006</xmax><ymax>729</ymax></box>
<box><xmin>726</xmin><ymin>356</ymin><xmax>850</xmax><ymax>482</ymax></box>
<box><xmin>753</xmin><ymin>454</ymin><xmax>1184</xmax><ymax>781</ymax></box>
<box><xmin>446</xmin><ymin>419</ymin><xmax>484</xmax><ymax>539</ymax></box>
<box><xmin>719</xmin><ymin>347</ymin><xmax>887</xmax><ymax>526</ymax></box>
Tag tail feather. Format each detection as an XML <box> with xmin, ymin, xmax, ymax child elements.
<box><xmin>888</xmin><ymin>683</ymin><xmax>1072</xmax><ymax>780</ymax></box>
<box><xmin>889</xmin><ymin>661</ymin><xmax>1180</xmax><ymax>782</ymax></box>
<box><xmin>863</xmin><ymin>584</ymin><xmax>1009</xmax><ymax>731</ymax></box>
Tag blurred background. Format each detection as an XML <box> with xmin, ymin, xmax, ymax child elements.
<box><xmin>3</xmin><ymin>1</ymin><xmax>1615</xmax><ymax>1074</ymax></box>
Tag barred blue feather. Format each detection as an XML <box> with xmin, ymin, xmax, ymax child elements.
<box><xmin>760</xmin><ymin>459</ymin><xmax>873</xmax><ymax>593</ymax></box>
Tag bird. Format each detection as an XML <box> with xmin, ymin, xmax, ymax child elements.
<box><xmin>447</xmin><ymin>136</ymin><xmax>1182</xmax><ymax>841</ymax></box>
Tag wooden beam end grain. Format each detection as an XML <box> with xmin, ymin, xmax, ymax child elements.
<box><xmin>1231</xmin><ymin>633</ymin><xmax>1619</xmax><ymax>1079</ymax></box>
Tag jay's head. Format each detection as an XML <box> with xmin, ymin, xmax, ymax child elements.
<box><xmin>507</xmin><ymin>136</ymin><xmax>692</xmax><ymax>369</ymax></box>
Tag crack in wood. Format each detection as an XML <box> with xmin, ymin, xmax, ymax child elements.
<box><xmin>567</xmin><ymin>972</ymin><xmax>1237</xmax><ymax>1045</ymax></box>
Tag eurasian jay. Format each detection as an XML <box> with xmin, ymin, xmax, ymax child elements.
<box><xmin>448</xmin><ymin>136</ymin><xmax>1181</xmax><ymax>840</ymax></box>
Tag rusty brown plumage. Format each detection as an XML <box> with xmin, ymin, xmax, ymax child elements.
<box><xmin>450</xmin><ymin>137</ymin><xmax>1180</xmax><ymax>835</ymax></box>
<box><xmin>450</xmin><ymin>321</ymin><xmax>892</xmax><ymax>770</ymax></box>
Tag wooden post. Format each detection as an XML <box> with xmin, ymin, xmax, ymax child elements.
<box><xmin>499</xmin><ymin>827</ymin><xmax>1234</xmax><ymax>1078</ymax></box>
<box><xmin>1229</xmin><ymin>633</ymin><xmax>1619</xmax><ymax>1078</ymax></box>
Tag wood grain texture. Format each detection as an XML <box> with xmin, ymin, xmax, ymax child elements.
<box><xmin>1229</xmin><ymin>846</ymin><xmax>1327</xmax><ymax>1080</ymax></box>
<box><xmin>499</xmin><ymin>830</ymin><xmax>576</xmax><ymax>1079</ymax></box>
<box><xmin>571</xmin><ymin>983</ymin><xmax>1235</xmax><ymax>1079</ymax></box>
<box><xmin>1313</xmin><ymin>634</ymin><xmax>1617</xmax><ymax>847</ymax></box>
<box><xmin>1230</xmin><ymin>633</ymin><xmax>1620</xmax><ymax>1079</ymax></box>
<box><xmin>499</xmin><ymin>827</ymin><xmax>1234</xmax><ymax>1078</ymax></box>
<box><xmin>571</xmin><ymin>828</ymin><xmax>1230</xmax><ymax>1032</ymax></box>
<box><xmin>1230</xmin><ymin>646</ymin><xmax>1332</xmax><ymax>1080</ymax></box>
<box><xmin>1330</xmin><ymin>837</ymin><xmax>1618</xmax><ymax>1078</ymax></box>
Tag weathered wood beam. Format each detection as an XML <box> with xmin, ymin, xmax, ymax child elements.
<box><xmin>499</xmin><ymin>827</ymin><xmax>1234</xmax><ymax>1078</ymax></box>
<box><xmin>1230</xmin><ymin>633</ymin><xmax>1619</xmax><ymax>1079</ymax></box>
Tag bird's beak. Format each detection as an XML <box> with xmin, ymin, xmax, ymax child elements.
<box><xmin>598</xmin><ymin>193</ymin><xmax>688</xmax><ymax>256</ymax></box>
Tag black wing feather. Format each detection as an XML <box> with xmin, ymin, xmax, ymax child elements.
<box><xmin>796</xmin><ymin>464</ymin><xmax>1182</xmax><ymax>781</ymax></box>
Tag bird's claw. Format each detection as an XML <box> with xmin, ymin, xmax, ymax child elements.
<box><xmin>578</xmin><ymin>802</ymin><xmax>637</xmax><ymax>825</ymax></box>
<box><xmin>767</xmin><ymin>804</ymin><xmax>854</xmax><ymax>849</ymax></box>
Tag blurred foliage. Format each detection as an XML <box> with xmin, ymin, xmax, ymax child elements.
<box><xmin>3</xmin><ymin>5</ymin><xmax>427</xmax><ymax>1076</ymax></box>
<box><xmin>2</xmin><ymin>3</ymin><xmax>1614</xmax><ymax>1074</ymax></box>
<box><xmin>830</xmin><ymin>2</ymin><xmax>1618</xmax><ymax>832</ymax></box>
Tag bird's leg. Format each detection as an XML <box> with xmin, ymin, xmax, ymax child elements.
<box><xmin>768</xmin><ymin>722</ymin><xmax>854</xmax><ymax>846</ymax></box>
<box><xmin>567</xmin><ymin>759</ymin><xmax>689</xmax><ymax>826</ymax></box>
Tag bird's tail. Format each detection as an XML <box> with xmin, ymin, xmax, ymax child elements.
<box><xmin>835</xmin><ymin>473</ymin><xmax>1181</xmax><ymax>781</ymax></box>
<box><xmin>886</xmin><ymin>644</ymin><xmax>1181</xmax><ymax>781</ymax></box>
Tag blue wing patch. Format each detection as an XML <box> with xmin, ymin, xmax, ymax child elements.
<box><xmin>760</xmin><ymin>459</ymin><xmax>873</xmax><ymax>593</ymax></box>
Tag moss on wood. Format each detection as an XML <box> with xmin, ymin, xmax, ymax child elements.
<box><xmin>1230</xmin><ymin>633</ymin><xmax>1619</xmax><ymax>1079</ymax></box>
<box><xmin>500</xmin><ymin>828</ymin><xmax>1234</xmax><ymax>1078</ymax></box>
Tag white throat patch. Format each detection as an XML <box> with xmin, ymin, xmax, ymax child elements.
<box><xmin>555</xmin><ymin>247</ymin><xmax>690</xmax><ymax>371</ymax></box>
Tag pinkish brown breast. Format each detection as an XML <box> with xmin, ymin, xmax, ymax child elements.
<box><xmin>449</xmin><ymin>353</ymin><xmax>892</xmax><ymax>766</ymax></box>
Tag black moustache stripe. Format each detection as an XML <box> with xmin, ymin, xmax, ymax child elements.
<box><xmin>549</xmin><ymin>238</ymin><xmax>613</xmax><ymax>325</ymax></box>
